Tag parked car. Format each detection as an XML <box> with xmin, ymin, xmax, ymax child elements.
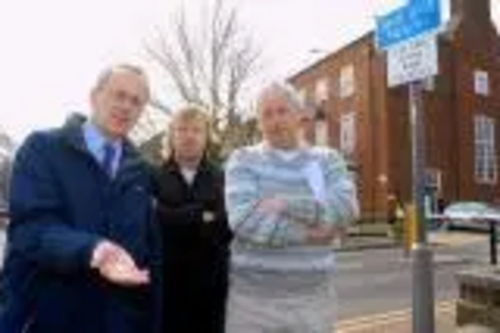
<box><xmin>440</xmin><ymin>202</ymin><xmax>500</xmax><ymax>232</ymax></box>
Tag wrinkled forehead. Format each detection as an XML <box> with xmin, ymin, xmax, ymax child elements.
<box><xmin>108</xmin><ymin>70</ymin><xmax>148</xmax><ymax>92</ymax></box>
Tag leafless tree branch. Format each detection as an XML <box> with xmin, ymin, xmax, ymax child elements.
<box><xmin>145</xmin><ymin>0</ymin><xmax>261</xmax><ymax>156</ymax></box>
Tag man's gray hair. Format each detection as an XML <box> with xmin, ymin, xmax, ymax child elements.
<box><xmin>93</xmin><ymin>63</ymin><xmax>150</xmax><ymax>98</ymax></box>
<box><xmin>256</xmin><ymin>82</ymin><xmax>305</xmax><ymax>113</ymax></box>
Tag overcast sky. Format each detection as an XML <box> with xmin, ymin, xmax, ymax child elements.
<box><xmin>0</xmin><ymin>0</ymin><xmax>498</xmax><ymax>141</ymax></box>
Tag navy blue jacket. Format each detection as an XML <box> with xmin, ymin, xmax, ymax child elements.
<box><xmin>0</xmin><ymin>117</ymin><xmax>162</xmax><ymax>333</ymax></box>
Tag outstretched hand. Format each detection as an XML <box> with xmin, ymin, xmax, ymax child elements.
<box><xmin>91</xmin><ymin>241</ymin><xmax>150</xmax><ymax>287</ymax></box>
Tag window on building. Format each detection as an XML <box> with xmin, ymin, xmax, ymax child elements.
<box><xmin>425</xmin><ymin>168</ymin><xmax>442</xmax><ymax>193</ymax></box>
<box><xmin>340</xmin><ymin>112</ymin><xmax>356</xmax><ymax>155</ymax></box>
<box><xmin>297</xmin><ymin>89</ymin><xmax>307</xmax><ymax>105</ymax></box>
<box><xmin>422</xmin><ymin>76</ymin><xmax>435</xmax><ymax>92</ymax></box>
<box><xmin>339</xmin><ymin>65</ymin><xmax>355</xmax><ymax>98</ymax></box>
<box><xmin>315</xmin><ymin>78</ymin><xmax>329</xmax><ymax>104</ymax></box>
<box><xmin>474</xmin><ymin>115</ymin><xmax>497</xmax><ymax>184</ymax></box>
<box><xmin>424</xmin><ymin>168</ymin><xmax>443</xmax><ymax>215</ymax></box>
<box><xmin>474</xmin><ymin>70</ymin><xmax>489</xmax><ymax>96</ymax></box>
<box><xmin>314</xmin><ymin>120</ymin><xmax>328</xmax><ymax>146</ymax></box>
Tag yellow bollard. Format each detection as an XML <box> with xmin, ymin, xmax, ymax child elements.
<box><xmin>404</xmin><ymin>203</ymin><xmax>417</xmax><ymax>255</ymax></box>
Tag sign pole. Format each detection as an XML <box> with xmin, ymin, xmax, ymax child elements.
<box><xmin>376</xmin><ymin>1</ymin><xmax>441</xmax><ymax>330</ymax></box>
<box><xmin>409</xmin><ymin>80</ymin><xmax>435</xmax><ymax>333</ymax></box>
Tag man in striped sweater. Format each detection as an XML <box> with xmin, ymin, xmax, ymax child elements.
<box><xmin>224</xmin><ymin>82</ymin><xmax>359</xmax><ymax>333</ymax></box>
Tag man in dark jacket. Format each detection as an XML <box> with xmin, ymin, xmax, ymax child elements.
<box><xmin>153</xmin><ymin>107</ymin><xmax>231</xmax><ymax>333</ymax></box>
<box><xmin>0</xmin><ymin>64</ymin><xmax>161</xmax><ymax>333</ymax></box>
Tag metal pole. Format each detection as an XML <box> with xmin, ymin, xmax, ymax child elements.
<box><xmin>409</xmin><ymin>81</ymin><xmax>435</xmax><ymax>333</ymax></box>
<box><xmin>489</xmin><ymin>220</ymin><xmax>497</xmax><ymax>265</ymax></box>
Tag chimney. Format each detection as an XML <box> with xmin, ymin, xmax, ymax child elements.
<box><xmin>450</xmin><ymin>0</ymin><xmax>491</xmax><ymax>23</ymax></box>
<box><xmin>444</xmin><ymin>0</ymin><xmax>497</xmax><ymax>49</ymax></box>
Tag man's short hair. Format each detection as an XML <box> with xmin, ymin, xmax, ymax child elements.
<box><xmin>93</xmin><ymin>63</ymin><xmax>150</xmax><ymax>98</ymax></box>
<box><xmin>256</xmin><ymin>82</ymin><xmax>305</xmax><ymax>114</ymax></box>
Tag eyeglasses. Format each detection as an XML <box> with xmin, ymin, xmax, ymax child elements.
<box><xmin>108</xmin><ymin>89</ymin><xmax>148</xmax><ymax>108</ymax></box>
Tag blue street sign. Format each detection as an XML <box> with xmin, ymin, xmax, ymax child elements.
<box><xmin>376</xmin><ymin>0</ymin><xmax>441</xmax><ymax>50</ymax></box>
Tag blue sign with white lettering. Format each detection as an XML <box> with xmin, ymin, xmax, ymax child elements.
<box><xmin>376</xmin><ymin>0</ymin><xmax>441</xmax><ymax>50</ymax></box>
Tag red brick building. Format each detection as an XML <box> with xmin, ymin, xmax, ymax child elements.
<box><xmin>290</xmin><ymin>0</ymin><xmax>500</xmax><ymax>220</ymax></box>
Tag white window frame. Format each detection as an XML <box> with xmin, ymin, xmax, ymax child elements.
<box><xmin>424</xmin><ymin>168</ymin><xmax>443</xmax><ymax>214</ymax></box>
<box><xmin>474</xmin><ymin>70</ymin><xmax>489</xmax><ymax>96</ymax></box>
<box><xmin>340</xmin><ymin>112</ymin><xmax>356</xmax><ymax>155</ymax></box>
<box><xmin>425</xmin><ymin>168</ymin><xmax>442</xmax><ymax>192</ymax></box>
<box><xmin>474</xmin><ymin>115</ymin><xmax>497</xmax><ymax>184</ymax></box>
<box><xmin>297</xmin><ymin>89</ymin><xmax>307</xmax><ymax>105</ymax></box>
<box><xmin>315</xmin><ymin>78</ymin><xmax>329</xmax><ymax>104</ymax></box>
<box><xmin>422</xmin><ymin>76</ymin><xmax>435</xmax><ymax>92</ymax></box>
<box><xmin>339</xmin><ymin>65</ymin><xmax>355</xmax><ymax>99</ymax></box>
<box><xmin>314</xmin><ymin>120</ymin><xmax>328</xmax><ymax>146</ymax></box>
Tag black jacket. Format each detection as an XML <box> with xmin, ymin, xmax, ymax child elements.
<box><xmin>153</xmin><ymin>158</ymin><xmax>231</xmax><ymax>333</ymax></box>
<box><xmin>154</xmin><ymin>158</ymin><xmax>231</xmax><ymax>256</ymax></box>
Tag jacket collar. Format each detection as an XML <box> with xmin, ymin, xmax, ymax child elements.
<box><xmin>59</xmin><ymin>113</ymin><xmax>139</xmax><ymax>162</ymax></box>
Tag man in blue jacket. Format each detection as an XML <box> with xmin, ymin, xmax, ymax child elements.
<box><xmin>0</xmin><ymin>64</ymin><xmax>161</xmax><ymax>333</ymax></box>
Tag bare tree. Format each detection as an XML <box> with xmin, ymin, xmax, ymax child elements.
<box><xmin>131</xmin><ymin>106</ymin><xmax>170</xmax><ymax>145</ymax></box>
<box><xmin>145</xmin><ymin>0</ymin><xmax>261</xmax><ymax>156</ymax></box>
<box><xmin>131</xmin><ymin>106</ymin><xmax>170</xmax><ymax>165</ymax></box>
<box><xmin>0</xmin><ymin>158</ymin><xmax>11</xmax><ymax>208</ymax></box>
<box><xmin>0</xmin><ymin>129</ymin><xmax>14</xmax><ymax>208</ymax></box>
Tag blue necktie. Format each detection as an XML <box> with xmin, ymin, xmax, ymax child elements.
<box><xmin>101</xmin><ymin>143</ymin><xmax>116</xmax><ymax>178</ymax></box>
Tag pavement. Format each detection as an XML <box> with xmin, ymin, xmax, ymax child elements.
<box><xmin>334</xmin><ymin>230</ymin><xmax>492</xmax><ymax>332</ymax></box>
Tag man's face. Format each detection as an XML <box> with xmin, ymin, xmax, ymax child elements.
<box><xmin>90</xmin><ymin>70</ymin><xmax>149</xmax><ymax>140</ymax></box>
<box><xmin>258</xmin><ymin>94</ymin><xmax>301</xmax><ymax>149</ymax></box>
<box><xmin>171</xmin><ymin>118</ymin><xmax>208</xmax><ymax>163</ymax></box>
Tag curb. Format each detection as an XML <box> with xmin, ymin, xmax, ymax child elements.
<box><xmin>337</xmin><ymin>236</ymin><xmax>456</xmax><ymax>252</ymax></box>
<box><xmin>336</xmin><ymin>238</ymin><xmax>398</xmax><ymax>252</ymax></box>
